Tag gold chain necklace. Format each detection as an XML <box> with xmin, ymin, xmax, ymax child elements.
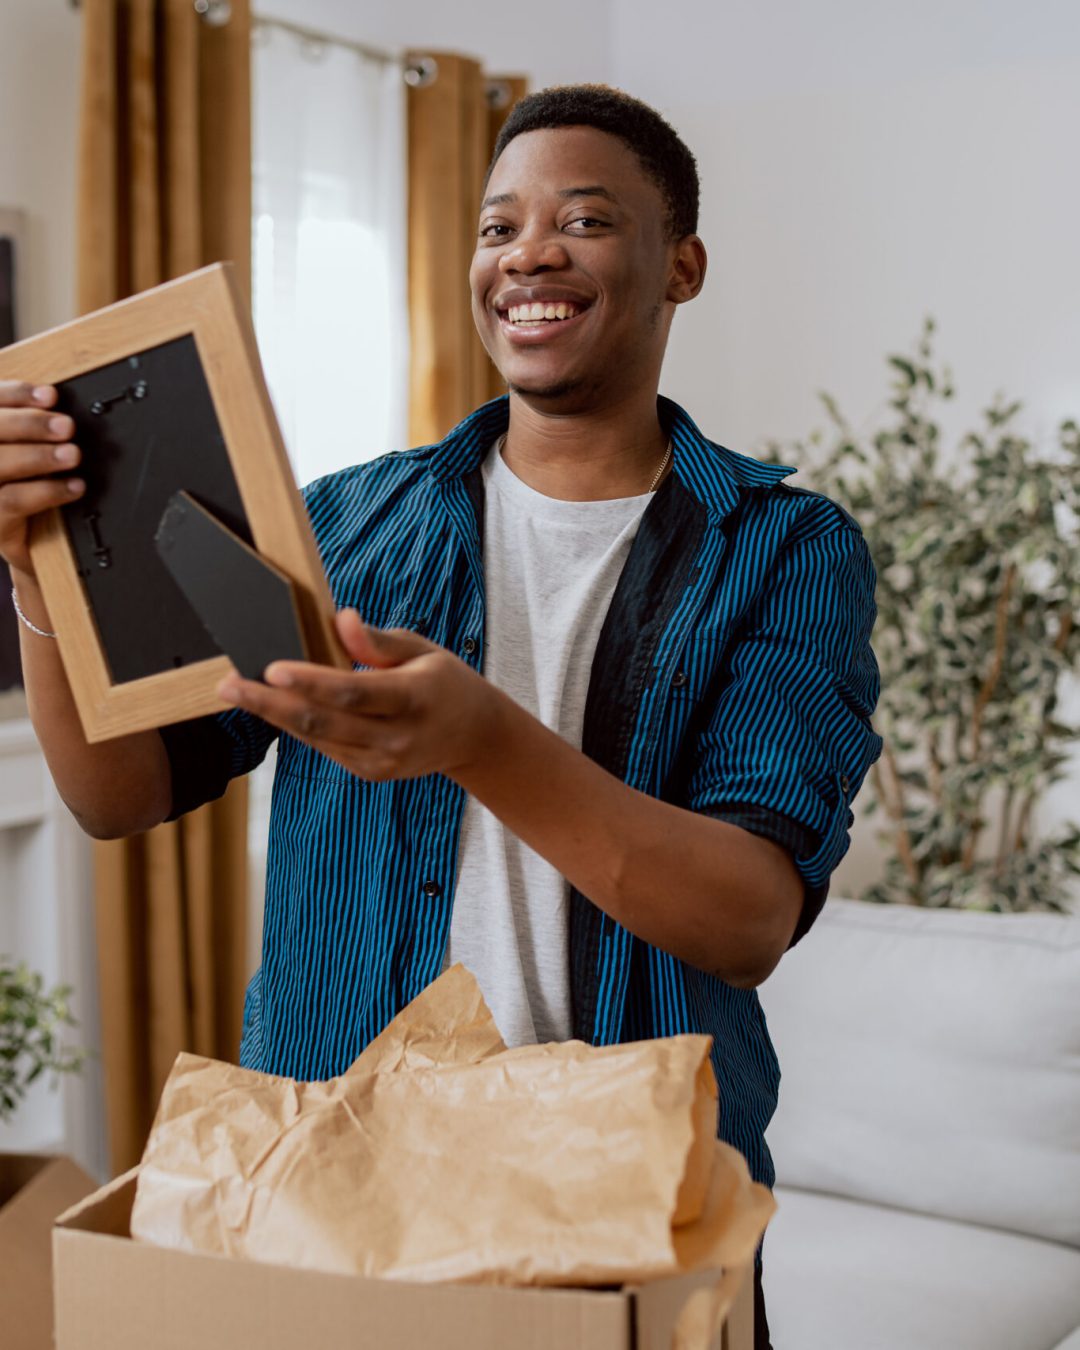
<box><xmin>497</xmin><ymin>434</ymin><xmax>673</xmax><ymax>494</ymax></box>
<box><xmin>648</xmin><ymin>440</ymin><xmax>673</xmax><ymax>493</ymax></box>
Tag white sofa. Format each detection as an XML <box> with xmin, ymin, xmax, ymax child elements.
<box><xmin>756</xmin><ymin>897</ymin><xmax>1080</xmax><ymax>1350</ymax></box>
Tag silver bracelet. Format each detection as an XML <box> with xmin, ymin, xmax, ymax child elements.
<box><xmin>11</xmin><ymin>586</ymin><xmax>57</xmax><ymax>639</ymax></box>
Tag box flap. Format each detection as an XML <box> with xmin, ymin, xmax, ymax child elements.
<box><xmin>0</xmin><ymin>1152</ymin><xmax>54</xmax><ymax>1208</ymax></box>
<box><xmin>55</xmin><ymin>1166</ymin><xmax>139</xmax><ymax>1232</ymax></box>
<box><xmin>633</xmin><ymin>1263</ymin><xmax>754</xmax><ymax>1350</ymax></box>
<box><xmin>0</xmin><ymin>1153</ymin><xmax>97</xmax><ymax>1350</ymax></box>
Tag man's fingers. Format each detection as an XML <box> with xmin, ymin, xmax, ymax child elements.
<box><xmin>0</xmin><ymin>382</ymin><xmax>57</xmax><ymax>409</ymax></box>
<box><xmin>0</xmin><ymin>441</ymin><xmax>81</xmax><ymax>482</ymax></box>
<box><xmin>0</xmin><ymin>407</ymin><xmax>75</xmax><ymax>442</ymax></box>
<box><xmin>218</xmin><ymin>675</ymin><xmax>410</xmax><ymax>749</ymax></box>
<box><xmin>0</xmin><ymin>476</ymin><xmax>85</xmax><ymax>522</ymax></box>
<box><xmin>262</xmin><ymin>662</ymin><xmax>413</xmax><ymax>718</ymax></box>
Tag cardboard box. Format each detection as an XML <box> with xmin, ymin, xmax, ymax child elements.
<box><xmin>53</xmin><ymin>1169</ymin><xmax>755</xmax><ymax>1350</ymax></box>
<box><xmin>0</xmin><ymin>1152</ymin><xmax>97</xmax><ymax>1350</ymax></box>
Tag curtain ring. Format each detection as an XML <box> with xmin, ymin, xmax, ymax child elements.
<box><xmin>300</xmin><ymin>37</ymin><xmax>328</xmax><ymax>63</ymax></box>
<box><xmin>194</xmin><ymin>0</ymin><xmax>232</xmax><ymax>25</ymax></box>
<box><xmin>485</xmin><ymin>80</ymin><xmax>513</xmax><ymax>111</ymax></box>
<box><xmin>403</xmin><ymin>55</ymin><xmax>438</xmax><ymax>88</ymax></box>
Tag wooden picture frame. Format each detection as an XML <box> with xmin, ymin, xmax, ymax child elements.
<box><xmin>0</xmin><ymin>263</ymin><xmax>349</xmax><ymax>742</ymax></box>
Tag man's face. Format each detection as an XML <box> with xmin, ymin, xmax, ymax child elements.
<box><xmin>470</xmin><ymin>126</ymin><xmax>686</xmax><ymax>409</ymax></box>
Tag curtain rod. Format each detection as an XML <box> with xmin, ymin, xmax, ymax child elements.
<box><xmin>254</xmin><ymin>15</ymin><xmax>402</xmax><ymax>70</ymax></box>
<box><xmin>253</xmin><ymin>16</ymin><xmax>438</xmax><ymax>85</ymax></box>
<box><xmin>255</xmin><ymin>22</ymin><xmax>516</xmax><ymax>99</ymax></box>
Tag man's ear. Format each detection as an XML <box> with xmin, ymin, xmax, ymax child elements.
<box><xmin>667</xmin><ymin>235</ymin><xmax>707</xmax><ymax>304</ymax></box>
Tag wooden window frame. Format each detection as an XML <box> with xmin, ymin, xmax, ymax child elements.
<box><xmin>0</xmin><ymin>263</ymin><xmax>347</xmax><ymax>742</ymax></box>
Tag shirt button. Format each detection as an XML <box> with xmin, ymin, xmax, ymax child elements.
<box><xmin>422</xmin><ymin>879</ymin><xmax>441</xmax><ymax>898</ymax></box>
<box><xmin>671</xmin><ymin>670</ymin><xmax>688</xmax><ymax>688</ymax></box>
<box><xmin>840</xmin><ymin>774</ymin><xmax>851</xmax><ymax>794</ymax></box>
<box><xmin>462</xmin><ymin>637</ymin><xmax>477</xmax><ymax>656</ymax></box>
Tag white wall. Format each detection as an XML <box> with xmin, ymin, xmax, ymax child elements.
<box><xmin>607</xmin><ymin>0</ymin><xmax>1080</xmax><ymax>898</ymax></box>
<box><xmin>610</xmin><ymin>0</ymin><xmax>1080</xmax><ymax>448</ymax></box>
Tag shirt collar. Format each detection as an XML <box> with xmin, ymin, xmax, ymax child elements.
<box><xmin>425</xmin><ymin>395</ymin><xmax>798</xmax><ymax>519</ymax></box>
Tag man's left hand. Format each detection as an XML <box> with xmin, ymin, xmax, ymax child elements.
<box><xmin>217</xmin><ymin>609</ymin><xmax>499</xmax><ymax>782</ymax></box>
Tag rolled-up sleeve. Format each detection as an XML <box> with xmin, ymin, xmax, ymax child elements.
<box><xmin>689</xmin><ymin>523</ymin><xmax>884</xmax><ymax>945</ymax></box>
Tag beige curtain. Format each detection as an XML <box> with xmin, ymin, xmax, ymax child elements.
<box><xmin>76</xmin><ymin>0</ymin><xmax>252</xmax><ymax>1174</ymax></box>
<box><xmin>407</xmin><ymin>58</ymin><xmax>527</xmax><ymax>445</ymax></box>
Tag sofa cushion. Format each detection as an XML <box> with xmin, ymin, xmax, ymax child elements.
<box><xmin>758</xmin><ymin>898</ymin><xmax>1080</xmax><ymax>1245</ymax></box>
<box><xmin>764</xmin><ymin>1186</ymin><xmax>1080</xmax><ymax>1350</ymax></box>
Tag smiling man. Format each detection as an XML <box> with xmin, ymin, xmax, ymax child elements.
<box><xmin>3</xmin><ymin>86</ymin><xmax>882</xmax><ymax>1349</ymax></box>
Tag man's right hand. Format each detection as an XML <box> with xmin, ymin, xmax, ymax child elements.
<box><xmin>0</xmin><ymin>381</ymin><xmax>85</xmax><ymax>582</ymax></box>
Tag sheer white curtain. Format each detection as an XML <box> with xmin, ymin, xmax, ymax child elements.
<box><xmin>252</xmin><ymin>22</ymin><xmax>409</xmax><ymax>487</ymax></box>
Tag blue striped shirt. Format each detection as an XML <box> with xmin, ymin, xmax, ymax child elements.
<box><xmin>163</xmin><ymin>394</ymin><xmax>883</xmax><ymax>1189</ymax></box>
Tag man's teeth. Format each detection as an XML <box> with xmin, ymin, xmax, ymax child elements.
<box><xmin>506</xmin><ymin>302</ymin><xmax>581</xmax><ymax>324</ymax></box>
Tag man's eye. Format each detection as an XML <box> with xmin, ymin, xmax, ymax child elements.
<box><xmin>479</xmin><ymin>223</ymin><xmax>513</xmax><ymax>238</ymax></box>
<box><xmin>566</xmin><ymin>217</ymin><xmax>606</xmax><ymax>231</ymax></box>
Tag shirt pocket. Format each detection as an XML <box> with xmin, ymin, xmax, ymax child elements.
<box><xmin>663</xmin><ymin>625</ymin><xmax>731</xmax><ymax>705</ymax></box>
<box><xmin>653</xmin><ymin>628</ymin><xmax>734</xmax><ymax>790</ymax></box>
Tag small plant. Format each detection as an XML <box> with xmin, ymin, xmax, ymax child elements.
<box><xmin>0</xmin><ymin>958</ymin><xmax>84</xmax><ymax>1121</ymax></box>
<box><xmin>766</xmin><ymin>320</ymin><xmax>1080</xmax><ymax>911</ymax></box>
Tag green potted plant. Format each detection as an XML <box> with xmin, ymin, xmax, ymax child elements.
<box><xmin>1</xmin><ymin>957</ymin><xmax>83</xmax><ymax>1124</ymax></box>
<box><xmin>766</xmin><ymin>320</ymin><xmax>1080</xmax><ymax>911</ymax></box>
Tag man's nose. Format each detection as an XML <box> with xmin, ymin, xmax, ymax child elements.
<box><xmin>498</xmin><ymin>230</ymin><xmax>569</xmax><ymax>274</ymax></box>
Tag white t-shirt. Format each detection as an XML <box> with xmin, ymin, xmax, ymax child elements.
<box><xmin>445</xmin><ymin>440</ymin><xmax>653</xmax><ymax>1047</ymax></box>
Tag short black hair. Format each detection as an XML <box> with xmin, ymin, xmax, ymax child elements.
<box><xmin>486</xmin><ymin>84</ymin><xmax>699</xmax><ymax>240</ymax></box>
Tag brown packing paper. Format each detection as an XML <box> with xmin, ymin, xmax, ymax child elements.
<box><xmin>131</xmin><ymin>966</ymin><xmax>774</xmax><ymax>1336</ymax></box>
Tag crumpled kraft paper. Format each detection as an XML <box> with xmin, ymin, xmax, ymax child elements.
<box><xmin>132</xmin><ymin>965</ymin><xmax>774</xmax><ymax>1300</ymax></box>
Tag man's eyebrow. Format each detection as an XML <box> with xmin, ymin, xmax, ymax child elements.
<box><xmin>479</xmin><ymin>185</ymin><xmax>621</xmax><ymax>210</ymax></box>
<box><xmin>557</xmin><ymin>185</ymin><xmax>619</xmax><ymax>203</ymax></box>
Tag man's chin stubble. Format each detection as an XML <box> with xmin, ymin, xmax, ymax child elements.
<box><xmin>506</xmin><ymin>374</ymin><xmax>607</xmax><ymax>405</ymax></box>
